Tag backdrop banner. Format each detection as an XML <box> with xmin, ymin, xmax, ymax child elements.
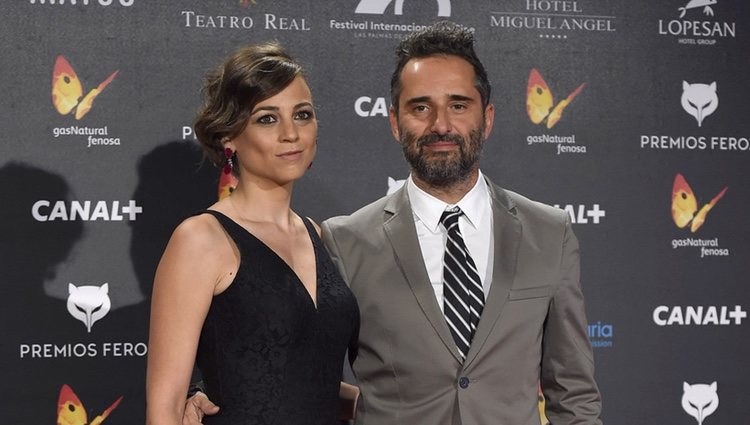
<box><xmin>1</xmin><ymin>1</ymin><xmax>748</xmax><ymax>424</ymax></box>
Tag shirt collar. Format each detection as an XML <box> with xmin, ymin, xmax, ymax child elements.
<box><xmin>406</xmin><ymin>170</ymin><xmax>490</xmax><ymax>233</ymax></box>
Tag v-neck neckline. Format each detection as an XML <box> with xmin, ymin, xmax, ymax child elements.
<box><xmin>208</xmin><ymin>210</ymin><xmax>320</xmax><ymax>310</ymax></box>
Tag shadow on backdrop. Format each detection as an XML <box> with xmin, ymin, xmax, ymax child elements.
<box><xmin>0</xmin><ymin>142</ymin><xmax>216</xmax><ymax>424</ymax></box>
<box><xmin>0</xmin><ymin>162</ymin><xmax>84</xmax><ymax>303</ymax></box>
<box><xmin>129</xmin><ymin>140</ymin><xmax>217</xmax><ymax>298</ymax></box>
<box><xmin>0</xmin><ymin>162</ymin><xmax>84</xmax><ymax>424</ymax></box>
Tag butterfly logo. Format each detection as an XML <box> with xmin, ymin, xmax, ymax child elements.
<box><xmin>57</xmin><ymin>384</ymin><xmax>123</xmax><ymax>425</ymax></box>
<box><xmin>526</xmin><ymin>68</ymin><xmax>586</xmax><ymax>129</ymax></box>
<box><xmin>671</xmin><ymin>173</ymin><xmax>728</xmax><ymax>233</ymax></box>
<box><xmin>51</xmin><ymin>56</ymin><xmax>118</xmax><ymax>120</ymax></box>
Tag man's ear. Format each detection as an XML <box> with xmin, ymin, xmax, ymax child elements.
<box><xmin>483</xmin><ymin>103</ymin><xmax>495</xmax><ymax>140</ymax></box>
<box><xmin>389</xmin><ymin>105</ymin><xmax>401</xmax><ymax>143</ymax></box>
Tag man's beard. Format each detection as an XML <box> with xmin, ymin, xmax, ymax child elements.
<box><xmin>400</xmin><ymin>127</ymin><xmax>484</xmax><ymax>187</ymax></box>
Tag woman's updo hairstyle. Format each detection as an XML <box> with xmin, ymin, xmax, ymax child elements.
<box><xmin>194</xmin><ymin>42</ymin><xmax>303</xmax><ymax>168</ymax></box>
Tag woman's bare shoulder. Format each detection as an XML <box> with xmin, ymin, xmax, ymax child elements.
<box><xmin>169</xmin><ymin>212</ymin><xmax>229</xmax><ymax>254</ymax></box>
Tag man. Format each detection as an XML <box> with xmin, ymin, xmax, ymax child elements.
<box><xmin>187</xmin><ymin>21</ymin><xmax>602</xmax><ymax>425</ymax></box>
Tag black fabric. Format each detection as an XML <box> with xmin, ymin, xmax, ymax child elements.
<box><xmin>196</xmin><ymin>210</ymin><xmax>359</xmax><ymax>425</ymax></box>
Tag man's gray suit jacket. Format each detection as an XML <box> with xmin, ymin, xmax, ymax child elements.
<box><xmin>321</xmin><ymin>177</ymin><xmax>602</xmax><ymax>425</ymax></box>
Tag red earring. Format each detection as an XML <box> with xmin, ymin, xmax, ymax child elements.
<box><xmin>223</xmin><ymin>148</ymin><xmax>233</xmax><ymax>174</ymax></box>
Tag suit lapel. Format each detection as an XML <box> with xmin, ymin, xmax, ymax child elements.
<box><xmin>383</xmin><ymin>187</ymin><xmax>462</xmax><ymax>362</ymax></box>
<box><xmin>464</xmin><ymin>181</ymin><xmax>521</xmax><ymax>368</ymax></box>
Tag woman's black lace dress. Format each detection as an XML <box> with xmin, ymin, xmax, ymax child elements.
<box><xmin>196</xmin><ymin>210</ymin><xmax>359</xmax><ymax>425</ymax></box>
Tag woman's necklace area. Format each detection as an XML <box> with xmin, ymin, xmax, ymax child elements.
<box><xmin>227</xmin><ymin>193</ymin><xmax>296</xmax><ymax>231</ymax></box>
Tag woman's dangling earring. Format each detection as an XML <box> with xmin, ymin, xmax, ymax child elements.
<box><xmin>223</xmin><ymin>147</ymin><xmax>234</xmax><ymax>174</ymax></box>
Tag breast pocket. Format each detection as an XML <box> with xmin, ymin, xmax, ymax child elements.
<box><xmin>503</xmin><ymin>286</ymin><xmax>552</xmax><ymax>345</ymax></box>
<box><xmin>508</xmin><ymin>286</ymin><xmax>552</xmax><ymax>301</ymax></box>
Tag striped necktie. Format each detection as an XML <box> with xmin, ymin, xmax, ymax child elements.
<box><xmin>440</xmin><ymin>207</ymin><xmax>485</xmax><ymax>360</ymax></box>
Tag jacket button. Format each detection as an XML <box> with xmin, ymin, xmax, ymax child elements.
<box><xmin>458</xmin><ymin>377</ymin><xmax>470</xmax><ymax>389</ymax></box>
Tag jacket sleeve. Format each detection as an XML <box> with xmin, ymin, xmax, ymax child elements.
<box><xmin>541</xmin><ymin>217</ymin><xmax>603</xmax><ymax>425</ymax></box>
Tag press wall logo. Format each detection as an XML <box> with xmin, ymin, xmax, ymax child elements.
<box><xmin>525</xmin><ymin>69</ymin><xmax>588</xmax><ymax>155</ymax></box>
<box><xmin>18</xmin><ymin>283</ymin><xmax>148</xmax><ymax>359</ymax></box>
<box><xmin>19</xmin><ymin>281</ymin><xmax>148</xmax><ymax>359</ymax></box>
<box><xmin>30</xmin><ymin>0</ymin><xmax>134</xmax><ymax>6</ymax></box>
<box><xmin>490</xmin><ymin>0</ymin><xmax>617</xmax><ymax>39</ymax></box>
<box><xmin>355</xmin><ymin>96</ymin><xmax>389</xmax><ymax>117</ymax></box>
<box><xmin>181</xmin><ymin>2</ymin><xmax>309</xmax><ymax>31</ymax></box>
<box><xmin>181</xmin><ymin>125</ymin><xmax>196</xmax><ymax>140</ymax></box>
<box><xmin>588</xmin><ymin>321</ymin><xmax>613</xmax><ymax>348</ymax></box>
<box><xmin>682</xmin><ymin>381</ymin><xmax>718</xmax><ymax>425</ymax></box>
<box><xmin>67</xmin><ymin>283</ymin><xmax>111</xmax><ymax>333</ymax></box>
<box><xmin>20</xmin><ymin>340</ymin><xmax>148</xmax><ymax>359</ymax></box>
<box><xmin>331</xmin><ymin>0</ymin><xmax>468</xmax><ymax>40</ymax></box>
<box><xmin>653</xmin><ymin>305</ymin><xmax>746</xmax><ymax>326</ymax></box>
<box><xmin>31</xmin><ymin>200</ymin><xmax>143</xmax><ymax>221</ymax></box>
<box><xmin>50</xmin><ymin>56</ymin><xmax>122</xmax><ymax>147</ymax></box>
<box><xmin>640</xmin><ymin>79</ymin><xmax>749</xmax><ymax>153</ymax></box>
<box><xmin>553</xmin><ymin>204</ymin><xmax>605</xmax><ymax>224</ymax></box>
<box><xmin>670</xmin><ymin>173</ymin><xmax>729</xmax><ymax>258</ymax></box>
<box><xmin>681</xmin><ymin>81</ymin><xmax>717</xmax><ymax>127</ymax></box>
<box><xmin>19</xmin><ymin>285</ymin><xmax>148</xmax><ymax>359</ymax></box>
<box><xmin>355</xmin><ymin>0</ymin><xmax>451</xmax><ymax>17</ymax></box>
<box><xmin>658</xmin><ymin>0</ymin><xmax>736</xmax><ymax>45</ymax></box>
<box><xmin>56</xmin><ymin>384</ymin><xmax>123</xmax><ymax>425</ymax></box>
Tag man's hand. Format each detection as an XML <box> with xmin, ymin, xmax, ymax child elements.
<box><xmin>183</xmin><ymin>392</ymin><xmax>220</xmax><ymax>424</ymax></box>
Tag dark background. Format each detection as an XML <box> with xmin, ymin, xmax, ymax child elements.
<box><xmin>1</xmin><ymin>1</ymin><xmax>747</xmax><ymax>423</ymax></box>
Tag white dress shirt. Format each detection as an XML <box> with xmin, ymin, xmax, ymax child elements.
<box><xmin>406</xmin><ymin>171</ymin><xmax>494</xmax><ymax>311</ymax></box>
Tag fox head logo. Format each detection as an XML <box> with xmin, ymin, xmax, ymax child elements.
<box><xmin>387</xmin><ymin>176</ymin><xmax>406</xmax><ymax>195</ymax></box>
<box><xmin>681</xmin><ymin>381</ymin><xmax>718</xmax><ymax>425</ymax></box>
<box><xmin>681</xmin><ymin>81</ymin><xmax>718</xmax><ymax>127</ymax></box>
<box><xmin>66</xmin><ymin>283</ymin><xmax>111</xmax><ymax>333</ymax></box>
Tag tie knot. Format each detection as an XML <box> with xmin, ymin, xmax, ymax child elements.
<box><xmin>440</xmin><ymin>207</ymin><xmax>463</xmax><ymax>229</ymax></box>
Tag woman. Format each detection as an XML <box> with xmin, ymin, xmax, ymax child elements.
<box><xmin>146</xmin><ymin>43</ymin><xmax>359</xmax><ymax>425</ymax></box>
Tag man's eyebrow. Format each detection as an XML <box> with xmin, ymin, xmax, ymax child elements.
<box><xmin>404</xmin><ymin>96</ymin><xmax>431</xmax><ymax>106</ymax></box>
<box><xmin>404</xmin><ymin>94</ymin><xmax>475</xmax><ymax>106</ymax></box>
<box><xmin>448</xmin><ymin>94</ymin><xmax>474</xmax><ymax>102</ymax></box>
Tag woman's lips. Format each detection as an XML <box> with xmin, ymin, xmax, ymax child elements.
<box><xmin>277</xmin><ymin>149</ymin><xmax>303</xmax><ymax>160</ymax></box>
